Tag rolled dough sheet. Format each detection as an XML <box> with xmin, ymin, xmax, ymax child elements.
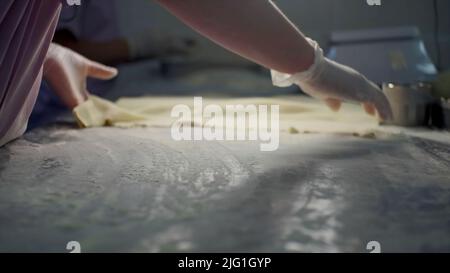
<box><xmin>73</xmin><ymin>95</ymin><xmax>148</xmax><ymax>127</ymax></box>
<box><xmin>73</xmin><ymin>95</ymin><xmax>380</xmax><ymax>135</ymax></box>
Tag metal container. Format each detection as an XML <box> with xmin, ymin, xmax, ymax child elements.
<box><xmin>442</xmin><ymin>99</ymin><xmax>450</xmax><ymax>130</ymax></box>
<box><xmin>328</xmin><ymin>27</ymin><xmax>438</xmax><ymax>85</ymax></box>
<box><xmin>382</xmin><ymin>82</ymin><xmax>436</xmax><ymax>127</ymax></box>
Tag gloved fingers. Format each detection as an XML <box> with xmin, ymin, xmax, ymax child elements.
<box><xmin>362</xmin><ymin>102</ymin><xmax>376</xmax><ymax>116</ymax></box>
<box><xmin>356</xmin><ymin>79</ymin><xmax>393</xmax><ymax>121</ymax></box>
<box><xmin>87</xmin><ymin>60</ymin><xmax>118</xmax><ymax>80</ymax></box>
<box><xmin>371</xmin><ymin>91</ymin><xmax>393</xmax><ymax>121</ymax></box>
<box><xmin>324</xmin><ymin>98</ymin><xmax>342</xmax><ymax>112</ymax></box>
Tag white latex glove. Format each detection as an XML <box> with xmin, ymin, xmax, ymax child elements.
<box><xmin>126</xmin><ymin>28</ymin><xmax>196</xmax><ymax>60</ymax></box>
<box><xmin>272</xmin><ymin>38</ymin><xmax>393</xmax><ymax>120</ymax></box>
<box><xmin>44</xmin><ymin>43</ymin><xmax>118</xmax><ymax>109</ymax></box>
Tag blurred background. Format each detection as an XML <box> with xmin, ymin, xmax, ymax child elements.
<box><xmin>3</xmin><ymin>0</ymin><xmax>450</xmax><ymax>253</ymax></box>
<box><xmin>31</xmin><ymin>0</ymin><xmax>450</xmax><ymax>129</ymax></box>
<box><xmin>113</xmin><ymin>0</ymin><xmax>449</xmax><ymax>69</ymax></box>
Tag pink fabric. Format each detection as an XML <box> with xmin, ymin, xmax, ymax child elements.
<box><xmin>0</xmin><ymin>0</ymin><xmax>62</xmax><ymax>146</ymax></box>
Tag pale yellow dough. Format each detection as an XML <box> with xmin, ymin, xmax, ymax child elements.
<box><xmin>73</xmin><ymin>95</ymin><xmax>148</xmax><ymax>127</ymax></box>
<box><xmin>73</xmin><ymin>95</ymin><xmax>380</xmax><ymax>135</ymax></box>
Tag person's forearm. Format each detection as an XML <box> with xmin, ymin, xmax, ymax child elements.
<box><xmin>155</xmin><ymin>0</ymin><xmax>314</xmax><ymax>74</ymax></box>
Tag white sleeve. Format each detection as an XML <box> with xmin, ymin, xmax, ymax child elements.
<box><xmin>271</xmin><ymin>38</ymin><xmax>325</xmax><ymax>87</ymax></box>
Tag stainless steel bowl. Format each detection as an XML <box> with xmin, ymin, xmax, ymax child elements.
<box><xmin>382</xmin><ymin>82</ymin><xmax>436</xmax><ymax>127</ymax></box>
<box><xmin>442</xmin><ymin>99</ymin><xmax>450</xmax><ymax>130</ymax></box>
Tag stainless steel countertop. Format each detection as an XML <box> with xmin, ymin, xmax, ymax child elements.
<box><xmin>1</xmin><ymin>126</ymin><xmax>449</xmax><ymax>252</ymax></box>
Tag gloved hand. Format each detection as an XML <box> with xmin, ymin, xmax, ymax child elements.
<box><xmin>126</xmin><ymin>28</ymin><xmax>196</xmax><ymax>60</ymax></box>
<box><xmin>271</xmin><ymin>38</ymin><xmax>393</xmax><ymax>120</ymax></box>
<box><xmin>44</xmin><ymin>43</ymin><xmax>118</xmax><ymax>109</ymax></box>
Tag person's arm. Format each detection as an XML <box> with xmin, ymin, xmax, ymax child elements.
<box><xmin>155</xmin><ymin>0</ymin><xmax>392</xmax><ymax>120</ymax></box>
<box><xmin>155</xmin><ymin>0</ymin><xmax>315</xmax><ymax>74</ymax></box>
